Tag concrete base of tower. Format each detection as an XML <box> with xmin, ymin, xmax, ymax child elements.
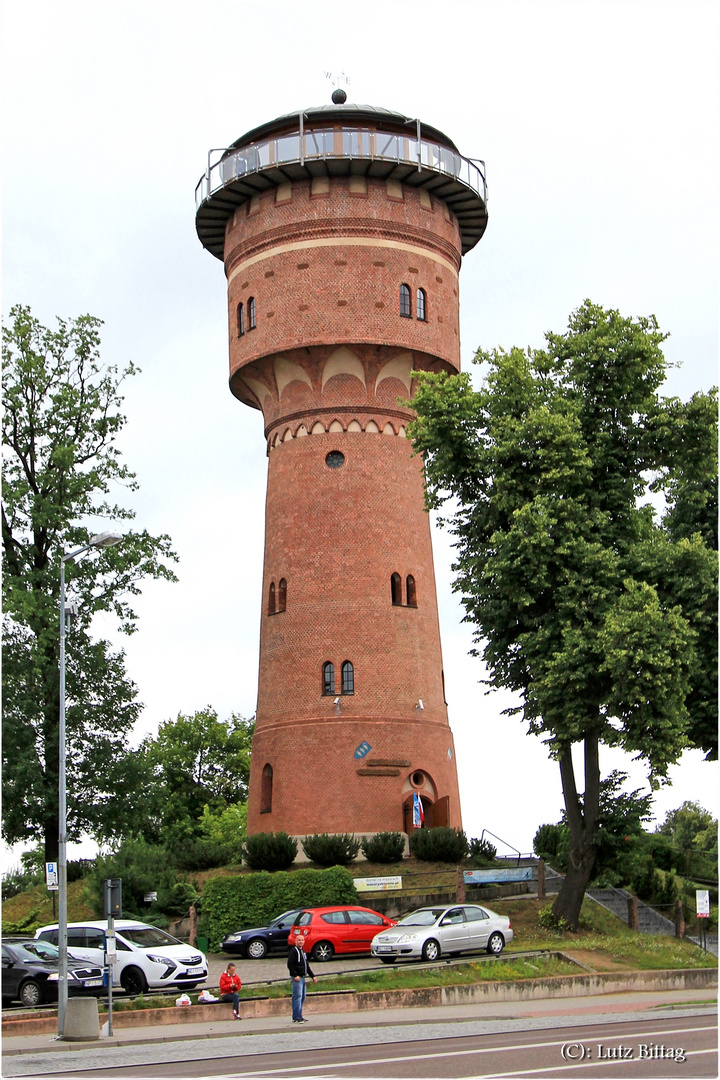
<box><xmin>246</xmin><ymin>717</ymin><xmax>462</xmax><ymax>839</ymax></box>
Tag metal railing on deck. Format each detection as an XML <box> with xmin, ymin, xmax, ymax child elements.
<box><xmin>195</xmin><ymin>126</ymin><xmax>486</xmax><ymax>209</ymax></box>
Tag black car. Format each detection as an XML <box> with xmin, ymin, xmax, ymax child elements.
<box><xmin>1</xmin><ymin>938</ymin><xmax>105</xmax><ymax>1007</ymax></box>
<box><xmin>221</xmin><ymin>909</ymin><xmax>304</xmax><ymax>958</ymax></box>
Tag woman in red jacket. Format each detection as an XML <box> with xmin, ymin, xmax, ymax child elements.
<box><xmin>219</xmin><ymin>962</ymin><xmax>242</xmax><ymax>1018</ymax></box>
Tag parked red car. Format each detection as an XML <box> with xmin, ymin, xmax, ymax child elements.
<box><xmin>289</xmin><ymin>906</ymin><xmax>396</xmax><ymax>961</ymax></box>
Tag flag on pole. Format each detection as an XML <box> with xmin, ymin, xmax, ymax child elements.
<box><xmin>412</xmin><ymin>791</ymin><xmax>424</xmax><ymax>829</ymax></box>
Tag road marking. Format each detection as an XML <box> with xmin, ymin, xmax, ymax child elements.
<box><xmin>222</xmin><ymin>1025</ymin><xmax>717</xmax><ymax>1077</ymax></box>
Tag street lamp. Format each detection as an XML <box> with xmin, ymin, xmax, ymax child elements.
<box><xmin>57</xmin><ymin>531</ymin><xmax>122</xmax><ymax>1038</ymax></box>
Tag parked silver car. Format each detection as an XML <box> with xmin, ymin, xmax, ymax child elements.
<box><xmin>371</xmin><ymin>904</ymin><xmax>513</xmax><ymax>963</ymax></box>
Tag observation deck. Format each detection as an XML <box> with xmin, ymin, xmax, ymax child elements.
<box><xmin>195</xmin><ymin>104</ymin><xmax>488</xmax><ymax>260</ymax></box>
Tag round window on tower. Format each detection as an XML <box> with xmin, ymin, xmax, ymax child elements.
<box><xmin>325</xmin><ymin>451</ymin><xmax>345</xmax><ymax>469</ymax></box>
<box><xmin>411</xmin><ymin>771</ymin><xmax>426</xmax><ymax>789</ymax></box>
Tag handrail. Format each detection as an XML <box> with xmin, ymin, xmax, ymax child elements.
<box><xmin>195</xmin><ymin>125</ymin><xmax>487</xmax><ymax>210</ymax></box>
<box><xmin>480</xmin><ymin>829</ymin><xmax>523</xmax><ymax>865</ymax></box>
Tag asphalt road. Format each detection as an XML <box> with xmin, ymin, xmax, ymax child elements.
<box><xmin>11</xmin><ymin>1012</ymin><xmax>717</xmax><ymax>1079</ymax></box>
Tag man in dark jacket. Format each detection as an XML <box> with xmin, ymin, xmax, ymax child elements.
<box><xmin>287</xmin><ymin>932</ymin><xmax>317</xmax><ymax>1023</ymax></box>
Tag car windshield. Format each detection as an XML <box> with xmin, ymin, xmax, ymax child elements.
<box><xmin>120</xmin><ymin>927</ymin><xmax>182</xmax><ymax>948</ymax></box>
<box><xmin>23</xmin><ymin>940</ymin><xmax>60</xmax><ymax>960</ymax></box>
<box><xmin>6</xmin><ymin>942</ymin><xmax>57</xmax><ymax>963</ymax></box>
<box><xmin>395</xmin><ymin>909</ymin><xmax>445</xmax><ymax>926</ymax></box>
<box><xmin>271</xmin><ymin>911</ymin><xmax>298</xmax><ymax>927</ymax></box>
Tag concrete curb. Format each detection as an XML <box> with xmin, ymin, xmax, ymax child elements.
<box><xmin>3</xmin><ymin>967</ymin><xmax>716</xmax><ymax>1039</ymax></box>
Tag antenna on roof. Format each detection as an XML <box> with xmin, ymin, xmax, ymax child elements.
<box><xmin>325</xmin><ymin>69</ymin><xmax>350</xmax><ymax>103</ymax></box>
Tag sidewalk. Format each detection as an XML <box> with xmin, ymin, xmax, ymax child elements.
<box><xmin>3</xmin><ymin>986</ymin><xmax>716</xmax><ymax>1058</ymax></box>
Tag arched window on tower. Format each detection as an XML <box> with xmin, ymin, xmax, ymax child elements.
<box><xmin>323</xmin><ymin>661</ymin><xmax>335</xmax><ymax>695</ymax></box>
<box><xmin>248</xmin><ymin>296</ymin><xmax>256</xmax><ymax>330</ymax></box>
<box><xmin>237</xmin><ymin>302</ymin><xmax>245</xmax><ymax>336</ymax></box>
<box><xmin>278</xmin><ymin>578</ymin><xmax>287</xmax><ymax>612</ymax></box>
<box><xmin>416</xmin><ymin>288</ymin><xmax>427</xmax><ymax>321</ymax></box>
<box><xmin>268</xmin><ymin>581</ymin><xmax>276</xmax><ymax>615</ymax></box>
<box><xmin>399</xmin><ymin>284</ymin><xmax>411</xmax><ymax>318</ymax></box>
<box><xmin>406</xmin><ymin>574</ymin><xmax>417</xmax><ymax>607</ymax></box>
<box><xmin>260</xmin><ymin>764</ymin><xmax>273</xmax><ymax>813</ymax></box>
<box><xmin>391</xmin><ymin>572</ymin><xmax>402</xmax><ymax>606</ymax></box>
<box><xmin>341</xmin><ymin>660</ymin><xmax>354</xmax><ymax>695</ymax></box>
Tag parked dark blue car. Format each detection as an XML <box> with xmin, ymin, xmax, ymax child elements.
<box><xmin>221</xmin><ymin>910</ymin><xmax>304</xmax><ymax>958</ymax></box>
<box><xmin>2</xmin><ymin>938</ymin><xmax>104</xmax><ymax>1007</ymax></box>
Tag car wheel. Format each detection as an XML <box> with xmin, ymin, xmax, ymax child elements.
<box><xmin>379</xmin><ymin>957</ymin><xmax>397</xmax><ymax>964</ymax></box>
<box><xmin>486</xmin><ymin>932</ymin><xmax>505</xmax><ymax>955</ymax></box>
<box><xmin>246</xmin><ymin>938</ymin><xmax>268</xmax><ymax>960</ymax></box>
<box><xmin>310</xmin><ymin>941</ymin><xmax>334</xmax><ymax>962</ymax></box>
<box><xmin>19</xmin><ymin>979</ymin><xmax>44</xmax><ymax>1007</ymax></box>
<box><xmin>422</xmin><ymin>938</ymin><xmax>441</xmax><ymax>962</ymax></box>
<box><xmin>120</xmin><ymin>966</ymin><xmax>148</xmax><ymax>995</ymax></box>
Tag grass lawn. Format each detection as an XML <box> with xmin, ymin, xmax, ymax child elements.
<box><xmin>493</xmin><ymin>895</ymin><xmax>717</xmax><ymax>972</ymax></box>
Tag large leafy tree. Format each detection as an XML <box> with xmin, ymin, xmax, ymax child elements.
<box><xmin>137</xmin><ymin>708</ymin><xmax>253</xmax><ymax>846</ymax></box>
<box><xmin>2</xmin><ymin>305</ymin><xmax>178</xmax><ymax>862</ymax></box>
<box><xmin>409</xmin><ymin>301</ymin><xmax>717</xmax><ymax>926</ymax></box>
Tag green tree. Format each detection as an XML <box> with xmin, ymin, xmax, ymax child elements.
<box><xmin>2</xmin><ymin>306</ymin><xmax>178</xmax><ymax>862</ymax></box>
<box><xmin>138</xmin><ymin>708</ymin><xmax>253</xmax><ymax>845</ymax></box>
<box><xmin>534</xmin><ymin>771</ymin><xmax>653</xmax><ymax>886</ymax></box>
<box><xmin>657</xmin><ymin>800</ymin><xmax>718</xmax><ymax>878</ymax></box>
<box><xmin>409</xmin><ymin>301</ymin><xmax>717</xmax><ymax>927</ymax></box>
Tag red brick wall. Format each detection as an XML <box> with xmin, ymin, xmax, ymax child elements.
<box><xmin>225</xmin><ymin>179</ymin><xmax>462</xmax><ymax>378</ymax></box>
<box><xmin>223</xmin><ymin>175</ymin><xmax>464</xmax><ymax>840</ymax></box>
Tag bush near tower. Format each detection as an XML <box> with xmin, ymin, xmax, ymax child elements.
<box><xmin>410</xmin><ymin>300</ymin><xmax>718</xmax><ymax>930</ymax></box>
<box><xmin>199</xmin><ymin>866</ymin><xmax>358</xmax><ymax>952</ymax></box>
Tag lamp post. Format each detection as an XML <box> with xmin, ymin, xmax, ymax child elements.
<box><xmin>57</xmin><ymin>531</ymin><xmax>122</xmax><ymax>1038</ymax></box>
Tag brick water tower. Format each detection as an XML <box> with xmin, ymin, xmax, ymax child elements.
<box><xmin>195</xmin><ymin>94</ymin><xmax>487</xmax><ymax>844</ymax></box>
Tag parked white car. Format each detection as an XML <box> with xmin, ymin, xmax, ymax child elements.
<box><xmin>34</xmin><ymin>921</ymin><xmax>208</xmax><ymax>995</ymax></box>
<box><xmin>371</xmin><ymin>903</ymin><xmax>513</xmax><ymax>963</ymax></box>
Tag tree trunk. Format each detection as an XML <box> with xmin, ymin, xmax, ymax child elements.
<box><xmin>552</xmin><ymin>734</ymin><xmax>600</xmax><ymax>928</ymax></box>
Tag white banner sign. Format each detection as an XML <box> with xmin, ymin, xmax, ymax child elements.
<box><xmin>355</xmin><ymin>876</ymin><xmax>402</xmax><ymax>892</ymax></box>
<box><xmin>696</xmin><ymin>889</ymin><xmax>710</xmax><ymax>917</ymax></box>
<box><xmin>45</xmin><ymin>862</ymin><xmax>59</xmax><ymax>891</ymax></box>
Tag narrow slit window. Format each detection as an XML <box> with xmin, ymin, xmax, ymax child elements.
<box><xmin>248</xmin><ymin>296</ymin><xmax>256</xmax><ymax>329</ymax></box>
<box><xmin>341</xmin><ymin>660</ymin><xmax>354</xmax><ymax>695</ymax></box>
<box><xmin>268</xmin><ymin>581</ymin><xmax>276</xmax><ymax>615</ymax></box>
<box><xmin>260</xmin><ymin>764</ymin><xmax>273</xmax><ymax>813</ymax></box>
<box><xmin>237</xmin><ymin>302</ymin><xmax>245</xmax><ymax>336</ymax></box>
<box><xmin>278</xmin><ymin>578</ymin><xmax>287</xmax><ymax>612</ymax></box>
<box><xmin>323</xmin><ymin>661</ymin><xmax>335</xmax><ymax>695</ymax></box>
<box><xmin>416</xmin><ymin>288</ymin><xmax>427</xmax><ymax>321</ymax></box>
<box><xmin>406</xmin><ymin>574</ymin><xmax>417</xmax><ymax>607</ymax></box>
<box><xmin>391</xmin><ymin>572</ymin><xmax>402</xmax><ymax>606</ymax></box>
<box><xmin>399</xmin><ymin>284</ymin><xmax>411</xmax><ymax>318</ymax></box>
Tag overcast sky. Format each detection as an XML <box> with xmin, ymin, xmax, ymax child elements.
<box><xmin>2</xmin><ymin>0</ymin><xmax>718</xmax><ymax>860</ymax></box>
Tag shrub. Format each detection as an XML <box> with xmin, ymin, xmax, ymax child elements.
<box><xmin>242</xmin><ymin>832</ymin><xmax>297</xmax><ymax>871</ymax></box>
<box><xmin>175</xmin><ymin>837</ymin><xmax>235</xmax><ymax>871</ymax></box>
<box><xmin>631</xmin><ymin>853</ymin><xmax>658</xmax><ymax>901</ymax></box>
<box><xmin>2</xmin><ymin>909</ymin><xmax>43</xmax><ymax>935</ymax></box>
<box><xmin>467</xmin><ymin>837</ymin><xmax>497</xmax><ymax>865</ymax></box>
<box><xmin>199</xmin><ymin>865</ymin><xmax>358</xmax><ymax>951</ymax></box>
<box><xmin>360</xmin><ymin>832</ymin><xmax>406</xmax><ymax>863</ymax></box>
<box><xmin>1</xmin><ymin>847</ymin><xmax>45</xmax><ymax>898</ymax></box>
<box><xmin>67</xmin><ymin>858</ymin><xmax>96</xmax><ymax>883</ymax></box>
<box><xmin>86</xmin><ymin>838</ymin><xmax>180</xmax><ymax>918</ymax></box>
<box><xmin>538</xmin><ymin>904</ymin><xmax>570</xmax><ymax>934</ymax></box>
<box><xmin>656</xmin><ymin>868</ymin><xmax>680</xmax><ymax>910</ymax></box>
<box><xmin>409</xmin><ymin>827</ymin><xmax>468</xmax><ymax>863</ymax></box>
<box><xmin>302</xmin><ymin>833</ymin><xmax>360</xmax><ymax>866</ymax></box>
